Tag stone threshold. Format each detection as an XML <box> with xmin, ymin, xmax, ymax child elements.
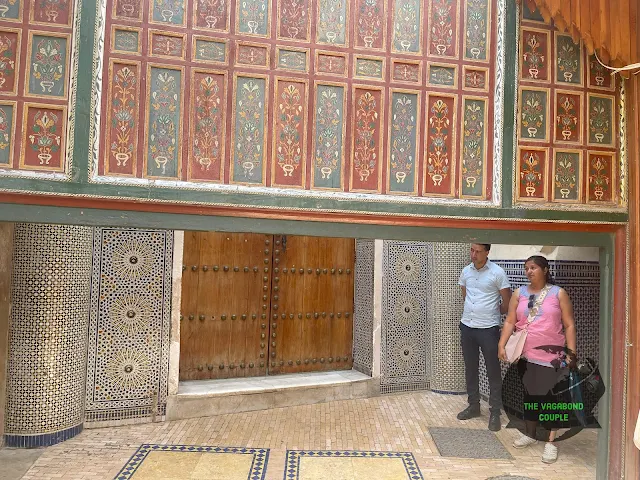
<box><xmin>166</xmin><ymin>369</ymin><xmax>379</xmax><ymax>421</ymax></box>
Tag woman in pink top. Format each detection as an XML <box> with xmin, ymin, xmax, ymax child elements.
<box><xmin>498</xmin><ymin>255</ymin><xmax>577</xmax><ymax>464</ymax></box>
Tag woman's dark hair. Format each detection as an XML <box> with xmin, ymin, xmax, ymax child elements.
<box><xmin>525</xmin><ymin>255</ymin><xmax>555</xmax><ymax>285</ymax></box>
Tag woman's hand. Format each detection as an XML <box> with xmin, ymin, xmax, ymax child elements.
<box><xmin>498</xmin><ymin>345</ymin><xmax>508</xmax><ymax>362</ymax></box>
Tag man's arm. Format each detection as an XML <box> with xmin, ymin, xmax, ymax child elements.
<box><xmin>461</xmin><ymin>286</ymin><xmax>466</xmax><ymax>301</ymax></box>
<box><xmin>499</xmin><ymin>288</ymin><xmax>511</xmax><ymax>315</ymax></box>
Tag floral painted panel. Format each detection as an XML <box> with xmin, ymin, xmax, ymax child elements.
<box><xmin>588</xmin><ymin>55</ymin><xmax>614</xmax><ymax>90</ymax></box>
<box><xmin>189</xmin><ymin>71</ymin><xmax>225</xmax><ymax>182</ymax></box>
<box><xmin>355</xmin><ymin>58</ymin><xmax>384</xmax><ymax>79</ymax></box>
<box><xmin>389</xmin><ymin>91</ymin><xmax>418</xmax><ymax>194</ymax></box>
<box><xmin>0</xmin><ymin>0</ymin><xmax>21</xmax><ymax>20</ymax></box>
<box><xmin>351</xmin><ymin>87</ymin><xmax>382</xmax><ymax>192</ymax></box>
<box><xmin>0</xmin><ymin>103</ymin><xmax>14</xmax><ymax>164</ymax></box>
<box><xmin>428</xmin><ymin>65</ymin><xmax>456</xmax><ymax>87</ymax></box>
<box><xmin>277</xmin><ymin>49</ymin><xmax>307</xmax><ymax>71</ymax></box>
<box><xmin>518</xmin><ymin>148</ymin><xmax>546</xmax><ymax>200</ymax></box>
<box><xmin>278</xmin><ymin>0</ymin><xmax>310</xmax><ymax>41</ymax></box>
<box><xmin>313</xmin><ymin>84</ymin><xmax>345</xmax><ymax>189</ymax></box>
<box><xmin>354</xmin><ymin>0</ymin><xmax>384</xmax><ymax>49</ymax></box>
<box><xmin>236</xmin><ymin>44</ymin><xmax>268</xmax><ymax>67</ymax></box>
<box><xmin>519</xmin><ymin>89</ymin><xmax>548</xmax><ymax>141</ymax></box>
<box><xmin>194</xmin><ymin>0</ymin><xmax>228</xmax><ymax>31</ymax></box>
<box><xmin>554</xmin><ymin>91</ymin><xmax>581</xmax><ymax>144</ymax></box>
<box><xmin>22</xmin><ymin>105</ymin><xmax>65</xmax><ymax>171</ymax></box>
<box><xmin>273</xmin><ymin>79</ymin><xmax>307</xmax><ymax>188</ymax></box>
<box><xmin>0</xmin><ymin>31</ymin><xmax>18</xmax><ymax>94</ymax></box>
<box><xmin>316</xmin><ymin>0</ymin><xmax>347</xmax><ymax>45</ymax></box>
<box><xmin>553</xmin><ymin>151</ymin><xmax>580</xmax><ymax>201</ymax></box>
<box><xmin>113</xmin><ymin>29</ymin><xmax>140</xmax><ymax>53</ymax></box>
<box><xmin>391</xmin><ymin>0</ymin><xmax>421</xmax><ymax>54</ymax></box>
<box><xmin>28</xmin><ymin>34</ymin><xmax>68</xmax><ymax>98</ymax></box>
<box><xmin>464</xmin><ymin>0</ymin><xmax>489</xmax><ymax>61</ymax></box>
<box><xmin>238</xmin><ymin>0</ymin><xmax>269</xmax><ymax>36</ymax></box>
<box><xmin>520</xmin><ymin>29</ymin><xmax>549</xmax><ymax>81</ymax></box>
<box><xmin>425</xmin><ymin>95</ymin><xmax>456</xmax><ymax>196</ymax></box>
<box><xmin>392</xmin><ymin>61</ymin><xmax>420</xmax><ymax>83</ymax></box>
<box><xmin>232</xmin><ymin>76</ymin><xmax>267</xmax><ymax>183</ymax></box>
<box><xmin>461</xmin><ymin>98</ymin><xmax>486</xmax><ymax>197</ymax></box>
<box><xmin>317</xmin><ymin>53</ymin><xmax>346</xmax><ymax>76</ymax></box>
<box><xmin>146</xmin><ymin>67</ymin><xmax>182</xmax><ymax>178</ymax></box>
<box><xmin>32</xmin><ymin>0</ymin><xmax>72</xmax><ymax>26</ymax></box>
<box><xmin>105</xmin><ymin>62</ymin><xmax>139</xmax><ymax>176</ymax></box>
<box><xmin>152</xmin><ymin>0</ymin><xmax>186</xmax><ymax>25</ymax></box>
<box><xmin>428</xmin><ymin>0</ymin><xmax>458</xmax><ymax>57</ymax></box>
<box><xmin>150</xmin><ymin>33</ymin><xmax>185</xmax><ymax>58</ymax></box>
<box><xmin>587</xmin><ymin>152</ymin><xmax>614</xmax><ymax>203</ymax></box>
<box><xmin>555</xmin><ymin>34</ymin><xmax>581</xmax><ymax>85</ymax></box>
<box><xmin>463</xmin><ymin>68</ymin><xmax>487</xmax><ymax>90</ymax></box>
<box><xmin>115</xmin><ymin>0</ymin><xmax>142</xmax><ymax>20</ymax></box>
<box><xmin>194</xmin><ymin>39</ymin><xmax>226</xmax><ymax>63</ymax></box>
<box><xmin>588</xmin><ymin>95</ymin><xmax>614</xmax><ymax>146</ymax></box>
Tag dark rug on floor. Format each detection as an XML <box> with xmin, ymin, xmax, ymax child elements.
<box><xmin>428</xmin><ymin>427</ymin><xmax>513</xmax><ymax>460</ymax></box>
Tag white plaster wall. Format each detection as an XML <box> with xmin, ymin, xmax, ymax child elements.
<box><xmin>489</xmin><ymin>245</ymin><xmax>600</xmax><ymax>262</ymax></box>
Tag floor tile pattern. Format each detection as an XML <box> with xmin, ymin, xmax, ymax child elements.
<box><xmin>15</xmin><ymin>391</ymin><xmax>596</xmax><ymax>480</ymax></box>
<box><xmin>428</xmin><ymin>428</ymin><xmax>513</xmax><ymax>460</ymax></box>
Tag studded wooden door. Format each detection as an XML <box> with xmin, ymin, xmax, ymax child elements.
<box><xmin>179</xmin><ymin>232</ymin><xmax>272</xmax><ymax>380</ymax></box>
<box><xmin>268</xmin><ymin>235</ymin><xmax>355</xmax><ymax>374</ymax></box>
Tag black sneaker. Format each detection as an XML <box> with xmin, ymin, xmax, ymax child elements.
<box><xmin>457</xmin><ymin>405</ymin><xmax>481</xmax><ymax>420</ymax></box>
<box><xmin>488</xmin><ymin>412</ymin><xmax>501</xmax><ymax>431</ymax></box>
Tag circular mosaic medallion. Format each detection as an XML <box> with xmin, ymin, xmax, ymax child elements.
<box><xmin>394</xmin><ymin>294</ymin><xmax>420</xmax><ymax>325</ymax></box>
<box><xmin>395</xmin><ymin>252</ymin><xmax>420</xmax><ymax>283</ymax></box>
<box><xmin>105</xmin><ymin>347</ymin><xmax>152</xmax><ymax>391</ymax></box>
<box><xmin>112</xmin><ymin>239</ymin><xmax>155</xmax><ymax>280</ymax></box>
<box><xmin>393</xmin><ymin>341</ymin><xmax>417</xmax><ymax>371</ymax></box>
<box><xmin>111</xmin><ymin>294</ymin><xmax>153</xmax><ymax>336</ymax></box>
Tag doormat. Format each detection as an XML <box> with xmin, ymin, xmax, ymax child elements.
<box><xmin>285</xmin><ymin>450</ymin><xmax>423</xmax><ymax>480</ymax></box>
<box><xmin>428</xmin><ymin>427</ymin><xmax>513</xmax><ymax>459</ymax></box>
<box><xmin>114</xmin><ymin>444</ymin><xmax>269</xmax><ymax>480</ymax></box>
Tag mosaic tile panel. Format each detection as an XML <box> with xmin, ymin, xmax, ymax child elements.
<box><xmin>479</xmin><ymin>260</ymin><xmax>600</xmax><ymax>417</ymax></box>
<box><xmin>353</xmin><ymin>240</ymin><xmax>374</xmax><ymax>376</ymax></box>
<box><xmin>428</xmin><ymin>243</ymin><xmax>467</xmax><ymax>393</ymax></box>
<box><xmin>5</xmin><ymin>224</ymin><xmax>93</xmax><ymax>439</ymax></box>
<box><xmin>86</xmin><ymin>228</ymin><xmax>173</xmax><ymax>424</ymax></box>
<box><xmin>116</xmin><ymin>445</ymin><xmax>269</xmax><ymax>480</ymax></box>
<box><xmin>381</xmin><ymin>241</ymin><xmax>430</xmax><ymax>393</ymax></box>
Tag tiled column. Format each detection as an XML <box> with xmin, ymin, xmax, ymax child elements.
<box><xmin>0</xmin><ymin>223</ymin><xmax>14</xmax><ymax>447</ymax></box>
<box><xmin>4</xmin><ymin>224</ymin><xmax>92</xmax><ymax>447</ymax></box>
<box><xmin>428</xmin><ymin>243</ymin><xmax>467</xmax><ymax>394</ymax></box>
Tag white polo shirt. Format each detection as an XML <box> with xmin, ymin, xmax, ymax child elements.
<box><xmin>458</xmin><ymin>259</ymin><xmax>510</xmax><ymax>329</ymax></box>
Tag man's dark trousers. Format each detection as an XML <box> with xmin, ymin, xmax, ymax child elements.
<box><xmin>460</xmin><ymin>322</ymin><xmax>503</xmax><ymax>412</ymax></box>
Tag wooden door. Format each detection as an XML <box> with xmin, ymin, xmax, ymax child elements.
<box><xmin>268</xmin><ymin>235</ymin><xmax>355</xmax><ymax>374</ymax></box>
<box><xmin>179</xmin><ymin>232</ymin><xmax>272</xmax><ymax>380</ymax></box>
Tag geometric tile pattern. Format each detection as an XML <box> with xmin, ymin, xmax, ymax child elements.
<box><xmin>428</xmin><ymin>427</ymin><xmax>513</xmax><ymax>459</ymax></box>
<box><xmin>114</xmin><ymin>444</ymin><xmax>269</xmax><ymax>480</ymax></box>
<box><xmin>5</xmin><ymin>224</ymin><xmax>93</xmax><ymax>436</ymax></box>
<box><xmin>85</xmin><ymin>228</ymin><xmax>173</xmax><ymax>424</ymax></box>
<box><xmin>353</xmin><ymin>240</ymin><xmax>374</xmax><ymax>376</ymax></box>
<box><xmin>427</xmin><ymin>243</ymin><xmax>468</xmax><ymax>393</ymax></box>
<box><xmin>285</xmin><ymin>450</ymin><xmax>423</xmax><ymax>480</ymax></box>
<box><xmin>479</xmin><ymin>259</ymin><xmax>600</xmax><ymax>416</ymax></box>
<box><xmin>381</xmin><ymin>241</ymin><xmax>431</xmax><ymax>393</ymax></box>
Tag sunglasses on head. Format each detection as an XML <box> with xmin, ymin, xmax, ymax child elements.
<box><xmin>528</xmin><ymin>294</ymin><xmax>535</xmax><ymax>309</ymax></box>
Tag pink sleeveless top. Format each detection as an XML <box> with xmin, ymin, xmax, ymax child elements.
<box><xmin>515</xmin><ymin>285</ymin><xmax>565</xmax><ymax>365</ymax></box>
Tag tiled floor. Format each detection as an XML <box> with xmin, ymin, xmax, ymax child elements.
<box><xmin>13</xmin><ymin>391</ymin><xmax>596</xmax><ymax>480</ymax></box>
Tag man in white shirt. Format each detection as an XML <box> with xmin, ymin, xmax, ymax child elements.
<box><xmin>457</xmin><ymin>243</ymin><xmax>511</xmax><ymax>431</ymax></box>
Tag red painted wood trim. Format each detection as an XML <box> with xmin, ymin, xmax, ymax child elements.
<box><xmin>0</xmin><ymin>192</ymin><xmax>625</xmax><ymax>233</ymax></box>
